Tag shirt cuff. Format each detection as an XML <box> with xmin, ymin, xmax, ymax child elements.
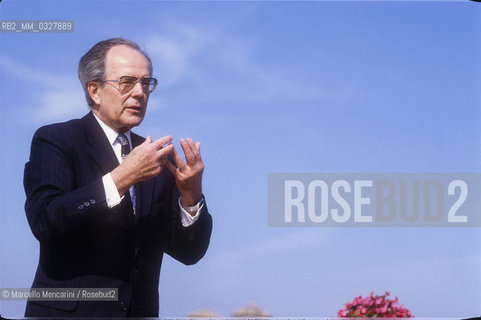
<box><xmin>102</xmin><ymin>173</ymin><xmax>122</xmax><ymax>208</ymax></box>
<box><xmin>178</xmin><ymin>196</ymin><xmax>204</xmax><ymax>227</ymax></box>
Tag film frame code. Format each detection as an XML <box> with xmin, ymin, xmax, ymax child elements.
<box><xmin>0</xmin><ymin>20</ymin><xmax>74</xmax><ymax>33</ymax></box>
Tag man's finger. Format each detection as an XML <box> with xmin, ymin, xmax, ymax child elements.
<box><xmin>181</xmin><ymin>138</ymin><xmax>197</xmax><ymax>165</ymax></box>
<box><xmin>158</xmin><ymin>144</ymin><xmax>174</xmax><ymax>159</ymax></box>
<box><xmin>186</xmin><ymin>138</ymin><xmax>198</xmax><ymax>154</ymax></box>
<box><xmin>159</xmin><ymin>157</ymin><xmax>167</xmax><ymax>167</ymax></box>
<box><xmin>152</xmin><ymin>135</ymin><xmax>173</xmax><ymax>150</ymax></box>
<box><xmin>164</xmin><ymin>158</ymin><xmax>178</xmax><ymax>176</ymax></box>
<box><xmin>194</xmin><ymin>141</ymin><xmax>202</xmax><ymax>160</ymax></box>
<box><xmin>171</xmin><ymin>146</ymin><xmax>186</xmax><ymax>170</ymax></box>
<box><xmin>186</xmin><ymin>138</ymin><xmax>202</xmax><ymax>163</ymax></box>
<box><xmin>143</xmin><ymin>136</ymin><xmax>152</xmax><ymax>144</ymax></box>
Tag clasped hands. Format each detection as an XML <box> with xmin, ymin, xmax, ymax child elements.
<box><xmin>110</xmin><ymin>135</ymin><xmax>204</xmax><ymax>208</ymax></box>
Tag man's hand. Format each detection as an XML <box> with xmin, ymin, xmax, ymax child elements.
<box><xmin>111</xmin><ymin>135</ymin><xmax>173</xmax><ymax>196</ymax></box>
<box><xmin>165</xmin><ymin>138</ymin><xmax>204</xmax><ymax>209</ymax></box>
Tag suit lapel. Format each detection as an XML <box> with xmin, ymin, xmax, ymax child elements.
<box><xmin>81</xmin><ymin>112</ymin><xmax>120</xmax><ymax>174</ymax></box>
<box><xmin>130</xmin><ymin>133</ymin><xmax>154</xmax><ymax>222</ymax></box>
<box><xmin>129</xmin><ymin>133</ymin><xmax>155</xmax><ymax>259</ymax></box>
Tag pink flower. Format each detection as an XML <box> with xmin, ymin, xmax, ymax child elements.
<box><xmin>337</xmin><ymin>291</ymin><xmax>413</xmax><ymax>318</ymax></box>
<box><xmin>378</xmin><ymin>305</ymin><xmax>388</xmax><ymax>313</ymax></box>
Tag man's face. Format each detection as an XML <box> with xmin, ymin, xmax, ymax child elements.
<box><xmin>91</xmin><ymin>45</ymin><xmax>151</xmax><ymax>133</ymax></box>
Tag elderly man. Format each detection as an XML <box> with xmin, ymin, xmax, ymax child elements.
<box><xmin>23</xmin><ymin>38</ymin><xmax>212</xmax><ymax>318</ymax></box>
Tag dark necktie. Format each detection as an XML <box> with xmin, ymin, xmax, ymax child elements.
<box><xmin>118</xmin><ymin>134</ymin><xmax>136</xmax><ymax>214</ymax></box>
<box><xmin>118</xmin><ymin>133</ymin><xmax>130</xmax><ymax>160</ymax></box>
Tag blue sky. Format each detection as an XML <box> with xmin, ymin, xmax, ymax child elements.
<box><xmin>1</xmin><ymin>0</ymin><xmax>481</xmax><ymax>318</ymax></box>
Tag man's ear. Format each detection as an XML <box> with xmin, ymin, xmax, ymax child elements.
<box><xmin>87</xmin><ymin>81</ymin><xmax>101</xmax><ymax>105</ymax></box>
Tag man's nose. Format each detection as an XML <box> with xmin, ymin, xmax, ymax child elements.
<box><xmin>130</xmin><ymin>81</ymin><xmax>144</xmax><ymax>97</ymax></box>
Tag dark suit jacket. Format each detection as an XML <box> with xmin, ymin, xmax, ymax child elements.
<box><xmin>23</xmin><ymin>112</ymin><xmax>212</xmax><ymax>318</ymax></box>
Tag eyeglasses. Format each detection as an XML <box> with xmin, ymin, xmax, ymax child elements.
<box><xmin>102</xmin><ymin>76</ymin><xmax>158</xmax><ymax>94</ymax></box>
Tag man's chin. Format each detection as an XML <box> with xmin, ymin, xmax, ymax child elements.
<box><xmin>128</xmin><ymin>116</ymin><xmax>144</xmax><ymax>128</ymax></box>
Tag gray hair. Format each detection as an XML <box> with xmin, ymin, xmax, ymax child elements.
<box><xmin>78</xmin><ymin>38</ymin><xmax>153</xmax><ymax>107</ymax></box>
